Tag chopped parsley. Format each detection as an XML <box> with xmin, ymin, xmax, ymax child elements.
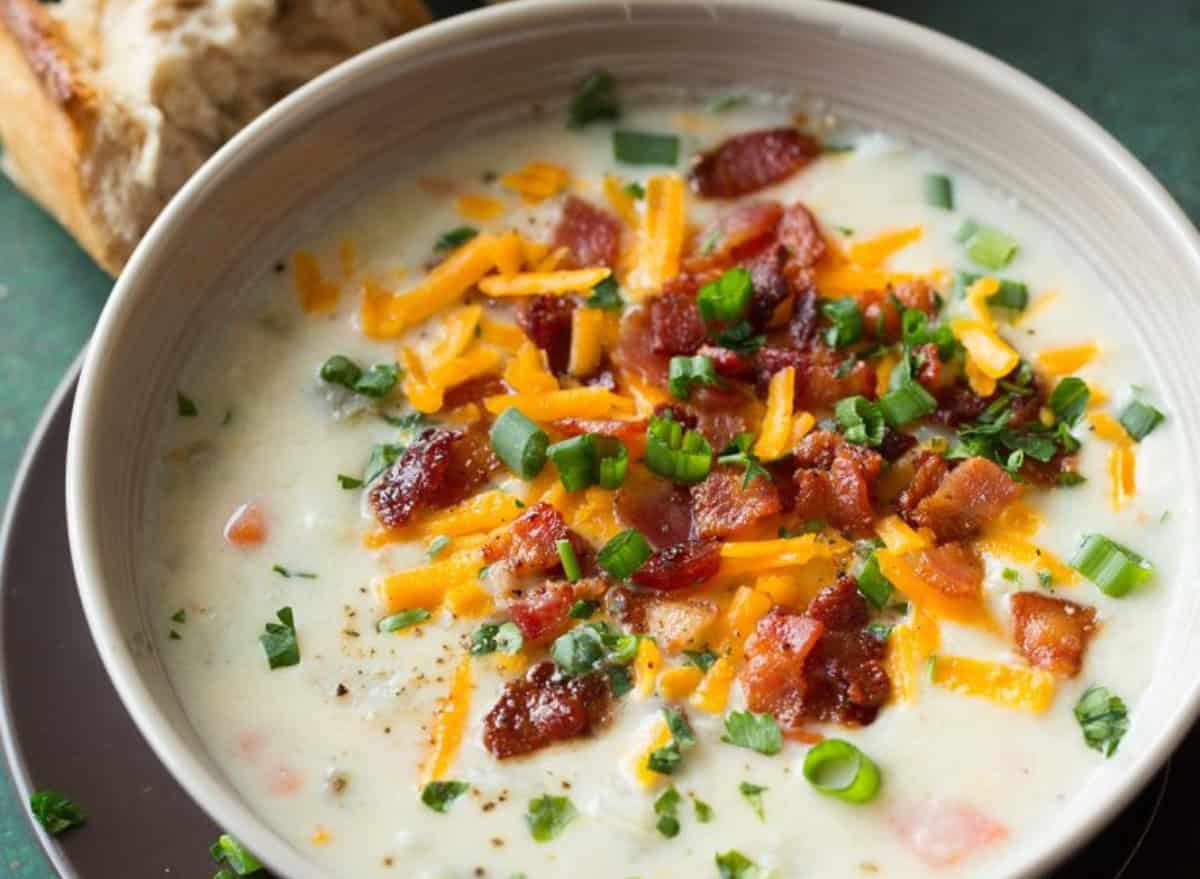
<box><xmin>648</xmin><ymin>707</ymin><xmax>697</xmax><ymax>776</ymax></box>
<box><xmin>721</xmin><ymin>710</ymin><xmax>782</xmax><ymax>756</ymax></box>
<box><xmin>693</xmin><ymin>796</ymin><xmax>714</xmax><ymax>823</ymax></box>
<box><xmin>585</xmin><ymin>275</ymin><xmax>624</xmax><ymax>311</ymax></box>
<box><xmin>683</xmin><ymin>648</ymin><xmax>719</xmax><ymax>672</ymax></box>
<box><xmin>470</xmin><ymin>621</ymin><xmax>524</xmax><ymax>656</ymax></box>
<box><xmin>526</xmin><ymin>794</ymin><xmax>577</xmax><ymax>842</ymax></box>
<box><xmin>421</xmin><ymin>780</ymin><xmax>469</xmax><ymax>813</ymax></box>
<box><xmin>259</xmin><ymin>607</ymin><xmax>300</xmax><ymax>670</ymax></box>
<box><xmin>171</xmin><ymin>609</ymin><xmax>187</xmax><ymax>624</ymax></box>
<box><xmin>717</xmin><ymin>433</ymin><xmax>772</xmax><ymax>488</ymax></box>
<box><xmin>550</xmin><ymin>621</ymin><xmax>638</xmax><ymax>677</ymax></box>
<box><xmin>434</xmin><ymin>225</ymin><xmax>478</xmax><ymax>251</ymax></box>
<box><xmin>716</xmin><ymin>849</ymin><xmax>775</xmax><ymax>879</ymax></box>
<box><xmin>1074</xmin><ymin>685</ymin><xmax>1129</xmax><ymax>757</ymax></box>
<box><xmin>567</xmin><ymin>69</ymin><xmax>620</xmax><ymax>129</ymax></box>
<box><xmin>653</xmin><ymin>785</ymin><xmax>682</xmax><ymax>838</ymax></box>
<box><xmin>210</xmin><ymin>834</ymin><xmax>264</xmax><ymax>877</ymax></box>
<box><xmin>1048</xmin><ymin>377</ymin><xmax>1090</xmax><ymax>427</ymax></box>
<box><xmin>568</xmin><ymin>599</ymin><xmax>599</xmax><ymax>620</ymax></box>
<box><xmin>738</xmin><ymin>781</ymin><xmax>767</xmax><ymax>820</ymax></box>
<box><xmin>29</xmin><ymin>791</ymin><xmax>85</xmax><ymax>835</ymax></box>
<box><xmin>623</xmin><ymin>181</ymin><xmax>646</xmax><ymax>199</ymax></box>
<box><xmin>177</xmin><ymin>392</ymin><xmax>198</xmax><ymax>417</ymax></box>
<box><xmin>337</xmin><ymin>473</ymin><xmax>363</xmax><ymax>489</ymax></box>
<box><xmin>271</xmin><ymin>564</ymin><xmax>317</xmax><ymax>579</ymax></box>
<box><xmin>362</xmin><ymin>442</ymin><xmax>407</xmax><ymax>485</ymax></box>
<box><xmin>821</xmin><ymin>298</ymin><xmax>863</xmax><ymax>348</ymax></box>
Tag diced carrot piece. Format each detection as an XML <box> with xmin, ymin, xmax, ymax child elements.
<box><xmin>224</xmin><ymin>502</ymin><xmax>267</xmax><ymax>546</ymax></box>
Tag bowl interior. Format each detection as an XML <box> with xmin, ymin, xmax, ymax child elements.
<box><xmin>67</xmin><ymin>1</ymin><xmax>1200</xmax><ymax>876</ymax></box>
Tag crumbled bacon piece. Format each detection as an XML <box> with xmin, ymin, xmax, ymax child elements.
<box><xmin>911</xmin><ymin>542</ymin><xmax>983</xmax><ymax>599</ymax></box>
<box><xmin>631</xmin><ymin>540</ymin><xmax>721</xmax><ymax>592</ymax></box>
<box><xmin>614</xmin><ymin>307</ymin><xmax>669</xmax><ymax>384</ymax></box>
<box><xmin>605</xmin><ymin>588</ymin><xmax>719</xmax><ymax>654</ymax></box>
<box><xmin>791</xmin><ymin>431</ymin><xmax>883</xmax><ymax>537</ymax></box>
<box><xmin>800</xmin><ymin>347</ymin><xmax>875</xmax><ymax>409</ymax></box>
<box><xmin>897</xmin><ymin>451</ymin><xmax>950</xmax><ymax>518</ymax></box>
<box><xmin>754</xmin><ymin>346</ymin><xmax>803</xmax><ymax>395</ymax></box>
<box><xmin>776</xmin><ymin>202</ymin><xmax>826</xmax><ymax>269</ymax></box>
<box><xmin>517</xmin><ymin>295</ymin><xmax>576</xmax><ymax>374</ymax></box>
<box><xmin>877</xmin><ymin>428</ymin><xmax>918</xmax><ymax>462</ymax></box>
<box><xmin>441</xmin><ymin>375</ymin><xmax>508</xmax><ymax>411</ymax></box>
<box><xmin>691</xmin><ymin>466</ymin><xmax>782</xmax><ymax>540</ymax></box>
<box><xmin>741</xmin><ymin>578</ymin><xmax>890</xmax><ymax>728</ymax></box>
<box><xmin>369</xmin><ymin>429</ymin><xmax>456</xmax><ymax>528</ymax></box>
<box><xmin>1010</xmin><ymin>592</ymin><xmax>1097</xmax><ymax>677</ymax></box>
<box><xmin>615</xmin><ymin>471</ymin><xmax>694</xmax><ymax>549</ymax></box>
<box><xmin>482</xmin><ymin>661</ymin><xmax>611</xmax><ymax>759</ymax></box>
<box><xmin>482</xmin><ymin>502</ymin><xmax>590</xmax><ymax>577</ymax></box>
<box><xmin>789</xmin><ymin>286</ymin><xmax>821</xmax><ymax>349</ymax></box>
<box><xmin>931</xmin><ymin>385</ymin><xmax>989</xmax><ymax>427</ymax></box>
<box><xmin>438</xmin><ymin>423</ymin><xmax>502</xmax><ymax>507</ymax></box>
<box><xmin>552</xmin><ymin>416</ymin><xmax>648</xmax><ymax>457</ymax></box>
<box><xmin>914</xmin><ymin>343</ymin><xmax>954</xmax><ymax>393</ymax></box>
<box><xmin>507</xmin><ymin>582</ymin><xmax>574</xmax><ymax>643</ymax></box>
<box><xmin>689</xmin><ymin>384</ymin><xmax>756</xmax><ymax>450</ymax></box>
<box><xmin>553</xmin><ymin>195</ymin><xmax>621</xmax><ymax>269</ymax></box>
<box><xmin>696</xmin><ymin>200</ymin><xmax>783</xmax><ymax>262</ymax></box>
<box><xmin>689</xmin><ymin>128</ymin><xmax>821</xmax><ymax>198</ymax></box>
<box><xmin>909</xmin><ymin>457</ymin><xmax>1020</xmax><ymax>541</ymax></box>
<box><xmin>647</xmin><ymin>291</ymin><xmax>707</xmax><ymax>356</ymax></box>
<box><xmin>746</xmin><ymin>244</ymin><xmax>793</xmax><ymax>328</ymax></box>
<box><xmin>698</xmin><ymin>344</ymin><xmax>756</xmax><ymax>380</ymax></box>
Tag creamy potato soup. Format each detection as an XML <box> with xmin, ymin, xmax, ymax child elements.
<box><xmin>147</xmin><ymin>76</ymin><xmax>1179</xmax><ymax>879</ymax></box>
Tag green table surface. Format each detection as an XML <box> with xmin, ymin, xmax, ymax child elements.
<box><xmin>1</xmin><ymin>1</ymin><xmax>1197</xmax><ymax>875</ymax></box>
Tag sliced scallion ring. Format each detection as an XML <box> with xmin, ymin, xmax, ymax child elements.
<box><xmin>556</xmin><ymin>539</ymin><xmax>582</xmax><ymax>582</ymax></box>
<box><xmin>489</xmin><ymin>408</ymin><xmax>548</xmax><ymax>479</ymax></box>
<box><xmin>1071</xmin><ymin>534</ymin><xmax>1154</xmax><ymax>597</ymax></box>
<box><xmin>802</xmin><ymin>739</ymin><xmax>882</xmax><ymax>803</ymax></box>
<box><xmin>596</xmin><ymin>528</ymin><xmax>652</xmax><ymax>580</ymax></box>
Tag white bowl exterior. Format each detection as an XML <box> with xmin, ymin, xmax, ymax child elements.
<box><xmin>66</xmin><ymin>1</ymin><xmax>1200</xmax><ymax>877</ymax></box>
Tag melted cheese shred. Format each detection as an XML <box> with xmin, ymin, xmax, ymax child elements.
<box><xmin>930</xmin><ymin>655</ymin><xmax>1055</xmax><ymax>714</ymax></box>
<box><xmin>421</xmin><ymin>655</ymin><xmax>474</xmax><ymax>783</ymax></box>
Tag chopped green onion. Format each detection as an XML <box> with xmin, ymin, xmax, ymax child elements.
<box><xmin>337</xmin><ymin>473</ymin><xmax>363</xmax><ymax>489</ymax></box>
<box><xmin>597</xmin><ymin>528</ymin><xmax>652</xmax><ymax>580</ymax></box>
<box><xmin>1049</xmin><ymin>377</ymin><xmax>1090</xmax><ymax>427</ymax></box>
<box><xmin>644</xmin><ymin>414</ymin><xmax>713</xmax><ymax>484</ymax></box>
<box><xmin>176</xmin><ymin>392</ymin><xmax>198</xmax><ymax>417</ymax></box>
<box><xmin>802</xmin><ymin>738</ymin><xmax>882</xmax><ymax>803</ymax></box>
<box><xmin>697</xmin><ymin>266</ymin><xmax>752</xmax><ymax>322</ymax></box>
<box><xmin>434</xmin><ymin>225</ymin><xmax>478</xmax><ymax>251</ymax></box>
<box><xmin>953</xmin><ymin>219</ymin><xmax>979</xmax><ymax>243</ymax></box>
<box><xmin>548</xmin><ymin>434</ymin><xmax>598</xmax><ymax>492</ymax></box>
<box><xmin>556</xmin><ymin>538</ymin><xmax>582</xmax><ymax>582</ymax></box>
<box><xmin>569</xmin><ymin>599</ymin><xmax>598</xmax><ymax>620</ymax></box>
<box><xmin>835</xmin><ymin>396</ymin><xmax>885</xmax><ymax>447</ymax></box>
<box><xmin>856</xmin><ymin>554</ymin><xmax>893</xmax><ymax>610</ymax></box>
<box><xmin>320</xmin><ymin>355</ymin><xmax>399</xmax><ymax>398</ymax></box>
<box><xmin>379</xmin><ymin>608</ymin><xmax>431</xmax><ymax>632</ymax></box>
<box><xmin>715</xmin><ymin>850</ymin><xmax>768</xmax><ymax>879</ymax></box>
<box><xmin>709</xmin><ymin>94</ymin><xmax>748</xmax><ymax>113</ymax></box>
<box><xmin>668</xmin><ymin>354</ymin><xmax>719</xmax><ymax>400</ymax></box>
<box><xmin>585</xmin><ymin>275</ymin><xmax>624</xmax><ymax>311</ymax></box>
<box><xmin>693</xmin><ymin>797</ymin><xmax>714</xmax><ymax>822</ymax></box>
<box><xmin>210</xmin><ymin>834</ymin><xmax>262</xmax><ymax>876</ymax></box>
<box><xmin>567</xmin><ymin>69</ymin><xmax>619</xmax><ymax>129</ymax></box>
<box><xmin>964</xmin><ymin>224</ymin><xmax>1019</xmax><ymax>270</ymax></box>
<box><xmin>1119</xmin><ymin>398</ymin><xmax>1165</xmax><ymax>441</ymax></box>
<box><xmin>526</xmin><ymin>794</ymin><xmax>577</xmax><ymax>842</ymax></box>
<box><xmin>613</xmin><ymin>130</ymin><xmax>680</xmax><ymax>166</ymax></box>
<box><xmin>1074</xmin><ymin>685</ymin><xmax>1129</xmax><ymax>757</ymax></box>
<box><xmin>271</xmin><ymin>564</ymin><xmax>317</xmax><ymax>579</ymax></box>
<box><xmin>421</xmin><ymin>780</ymin><xmax>469</xmax><ymax>813</ymax></box>
<box><xmin>321</xmin><ymin>355</ymin><xmax>363</xmax><ymax>388</ymax></box>
<box><xmin>470</xmin><ymin>621</ymin><xmax>524</xmax><ymax>656</ymax></box>
<box><xmin>821</xmin><ymin>298</ymin><xmax>863</xmax><ymax>347</ymax></box>
<box><xmin>956</xmin><ymin>270</ymin><xmax>1029</xmax><ymax>310</ymax></box>
<box><xmin>490</xmin><ymin>407</ymin><xmax>548</xmax><ymax>479</ymax></box>
<box><xmin>878</xmin><ymin>379</ymin><xmax>937</xmax><ymax>428</ymax></box>
<box><xmin>171</xmin><ymin>609</ymin><xmax>187</xmax><ymax>624</ymax></box>
<box><xmin>29</xmin><ymin>791</ymin><xmax>86</xmax><ymax>835</ymax></box>
<box><xmin>683</xmin><ymin>648</ymin><xmax>719</xmax><ymax>672</ymax></box>
<box><xmin>717</xmin><ymin>432</ymin><xmax>772</xmax><ymax>489</ymax></box>
<box><xmin>597</xmin><ymin>441</ymin><xmax>629</xmax><ymax>489</ymax></box>
<box><xmin>1071</xmin><ymin>534</ymin><xmax>1154</xmax><ymax>597</ymax></box>
<box><xmin>259</xmin><ymin>607</ymin><xmax>299</xmax><ymax>669</ymax></box>
<box><xmin>714</xmin><ymin>319</ymin><xmax>765</xmax><ymax>354</ymax></box>
<box><xmin>623</xmin><ymin>181</ymin><xmax>646</xmax><ymax>199</ymax></box>
<box><xmin>923</xmin><ymin>173</ymin><xmax>954</xmax><ymax>210</ymax></box>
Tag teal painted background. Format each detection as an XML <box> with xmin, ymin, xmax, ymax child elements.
<box><xmin>0</xmin><ymin>0</ymin><xmax>1196</xmax><ymax>874</ymax></box>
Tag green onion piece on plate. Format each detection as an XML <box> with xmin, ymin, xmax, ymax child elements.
<box><xmin>1118</xmin><ymin>398</ymin><xmax>1165</xmax><ymax>441</ymax></box>
<box><xmin>954</xmin><ymin>270</ymin><xmax>1028</xmax><ymax>310</ymax></box>
<box><xmin>835</xmin><ymin>396</ymin><xmax>885</xmax><ymax>446</ymax></box>
<box><xmin>547</xmin><ymin>434</ymin><xmax>598</xmax><ymax>492</ymax></box>
<box><xmin>923</xmin><ymin>173</ymin><xmax>954</xmax><ymax>210</ymax></box>
<box><xmin>613</xmin><ymin>130</ymin><xmax>680</xmax><ymax>166</ymax></box>
<box><xmin>567</xmin><ymin>69</ymin><xmax>620</xmax><ymax>129</ymax></box>
<box><xmin>668</xmin><ymin>354</ymin><xmax>718</xmax><ymax>401</ymax></box>
<box><xmin>596</xmin><ymin>440</ymin><xmax>629</xmax><ymax>489</ymax></box>
<box><xmin>802</xmin><ymin>738</ymin><xmax>882</xmax><ymax>803</ymax></box>
<box><xmin>379</xmin><ymin>608</ymin><xmax>431</xmax><ymax>632</ymax></box>
<box><xmin>856</xmin><ymin>553</ymin><xmax>893</xmax><ymax>610</ymax></box>
<box><xmin>821</xmin><ymin>298</ymin><xmax>863</xmax><ymax>348</ymax></box>
<box><xmin>597</xmin><ymin>528</ymin><xmax>652</xmax><ymax>580</ymax></box>
<box><xmin>556</xmin><ymin>539</ymin><xmax>582</xmax><ymax>582</ymax></box>
<box><xmin>1071</xmin><ymin>534</ymin><xmax>1154</xmax><ymax>597</ymax></box>
<box><xmin>490</xmin><ymin>407</ymin><xmax>548</xmax><ymax>479</ymax></box>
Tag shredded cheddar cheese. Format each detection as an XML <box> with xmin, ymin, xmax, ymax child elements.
<box><xmin>930</xmin><ymin>655</ymin><xmax>1055</xmax><ymax>714</ymax></box>
<box><xmin>1036</xmin><ymin>342</ymin><xmax>1099</xmax><ymax>376</ymax></box>
<box><xmin>421</xmin><ymin>490</ymin><xmax>526</xmax><ymax>537</ymax></box>
<box><xmin>400</xmin><ymin>347</ymin><xmax>444</xmax><ymax>414</ymax></box>
<box><xmin>847</xmin><ymin>225</ymin><xmax>924</xmax><ymax>268</ymax></box>
<box><xmin>887</xmin><ymin>606</ymin><xmax>941</xmax><ymax>704</ymax></box>
<box><xmin>657</xmin><ymin>666</ymin><xmax>704</xmax><ymax>701</ymax></box>
<box><xmin>292</xmin><ymin>251</ymin><xmax>339</xmax><ymax>313</ymax></box>
<box><xmin>628</xmin><ymin>716</ymin><xmax>672</xmax><ymax>789</ymax></box>
<box><xmin>755</xmin><ymin>367</ymin><xmax>796</xmax><ymax>461</ymax></box>
<box><xmin>421</xmin><ymin>655</ymin><xmax>473</xmax><ymax>783</ymax></box>
<box><xmin>634</xmin><ymin>638</ymin><xmax>663</xmax><ymax>697</ymax></box>
<box><xmin>478</xmin><ymin>267</ymin><xmax>611</xmax><ymax>298</ymax></box>
<box><xmin>456</xmin><ymin>193</ymin><xmax>506</xmax><ymax>221</ymax></box>
<box><xmin>484</xmin><ymin>388</ymin><xmax>635</xmax><ymax>421</ymax></box>
<box><xmin>690</xmin><ymin>655</ymin><xmax>737</xmax><ymax>714</ymax></box>
<box><xmin>952</xmin><ymin>319</ymin><xmax>1021</xmax><ymax>380</ymax></box>
<box><xmin>629</xmin><ymin>174</ymin><xmax>686</xmax><ymax>297</ymax></box>
<box><xmin>814</xmin><ymin>267</ymin><xmax>921</xmax><ymax>298</ymax></box>
<box><xmin>875</xmin><ymin>549</ymin><xmax>999</xmax><ymax>634</ymax></box>
<box><xmin>875</xmin><ymin>515</ymin><xmax>931</xmax><ymax>553</ymax></box>
<box><xmin>501</xmin><ymin>161</ymin><xmax>570</xmax><ymax>203</ymax></box>
<box><xmin>374</xmin><ymin>554</ymin><xmax>482</xmax><ymax>614</ymax></box>
<box><xmin>568</xmin><ymin>307</ymin><xmax>608</xmax><ymax>377</ymax></box>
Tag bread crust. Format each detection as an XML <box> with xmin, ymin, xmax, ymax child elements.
<box><xmin>0</xmin><ymin>0</ymin><xmax>431</xmax><ymax>275</ymax></box>
<box><xmin>0</xmin><ymin>0</ymin><xmax>122</xmax><ymax>271</ymax></box>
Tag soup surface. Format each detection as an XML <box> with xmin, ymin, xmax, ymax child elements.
<box><xmin>145</xmin><ymin>82</ymin><xmax>1179</xmax><ymax>879</ymax></box>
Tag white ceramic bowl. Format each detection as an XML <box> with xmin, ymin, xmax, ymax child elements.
<box><xmin>66</xmin><ymin>1</ymin><xmax>1200</xmax><ymax>876</ymax></box>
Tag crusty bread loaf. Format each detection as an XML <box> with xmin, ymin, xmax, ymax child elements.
<box><xmin>0</xmin><ymin>0</ymin><xmax>430</xmax><ymax>275</ymax></box>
